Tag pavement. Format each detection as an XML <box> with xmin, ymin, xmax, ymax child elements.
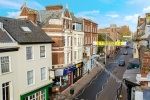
<box><xmin>53</xmin><ymin>52</ymin><xmax>119</xmax><ymax>100</ymax></box>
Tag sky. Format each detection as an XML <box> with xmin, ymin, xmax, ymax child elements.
<box><xmin>0</xmin><ymin>0</ymin><xmax>150</xmax><ymax>33</ymax></box>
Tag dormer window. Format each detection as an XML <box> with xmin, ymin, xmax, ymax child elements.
<box><xmin>21</xmin><ymin>27</ymin><xmax>32</xmax><ymax>33</ymax></box>
<box><xmin>0</xmin><ymin>22</ymin><xmax>3</xmax><ymax>30</ymax></box>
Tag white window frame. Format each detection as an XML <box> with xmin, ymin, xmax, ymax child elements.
<box><xmin>40</xmin><ymin>67</ymin><xmax>47</xmax><ymax>81</ymax></box>
<box><xmin>0</xmin><ymin>56</ymin><xmax>11</xmax><ymax>75</ymax></box>
<box><xmin>2</xmin><ymin>82</ymin><xmax>10</xmax><ymax>100</ymax></box>
<box><xmin>67</xmin><ymin>53</ymin><xmax>70</xmax><ymax>63</ymax></box>
<box><xmin>27</xmin><ymin>70</ymin><xmax>35</xmax><ymax>86</ymax></box>
<box><xmin>74</xmin><ymin>51</ymin><xmax>76</xmax><ymax>60</ymax></box>
<box><xmin>40</xmin><ymin>45</ymin><xmax>46</xmax><ymax>58</ymax></box>
<box><xmin>26</xmin><ymin>46</ymin><xmax>34</xmax><ymax>61</ymax></box>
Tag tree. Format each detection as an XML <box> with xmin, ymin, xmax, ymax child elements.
<box><xmin>118</xmin><ymin>25</ymin><xmax>132</xmax><ymax>41</ymax></box>
<box><xmin>97</xmin><ymin>34</ymin><xmax>105</xmax><ymax>54</ymax></box>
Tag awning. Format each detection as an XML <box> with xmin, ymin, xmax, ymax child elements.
<box><xmin>55</xmin><ymin>65</ymin><xmax>75</xmax><ymax>76</ymax></box>
<box><xmin>123</xmin><ymin>67</ymin><xmax>140</xmax><ymax>86</ymax></box>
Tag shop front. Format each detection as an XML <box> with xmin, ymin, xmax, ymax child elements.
<box><xmin>20</xmin><ymin>83</ymin><xmax>53</xmax><ymax>100</ymax></box>
<box><xmin>73</xmin><ymin>62</ymin><xmax>83</xmax><ymax>83</ymax></box>
<box><xmin>54</xmin><ymin>65</ymin><xmax>75</xmax><ymax>92</ymax></box>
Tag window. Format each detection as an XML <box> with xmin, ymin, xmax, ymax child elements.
<box><xmin>2</xmin><ymin>82</ymin><xmax>10</xmax><ymax>100</ymax></box>
<box><xmin>68</xmin><ymin>21</ymin><xmax>70</xmax><ymax>29</ymax></box>
<box><xmin>27</xmin><ymin>70</ymin><xmax>34</xmax><ymax>85</ymax></box>
<box><xmin>74</xmin><ymin>51</ymin><xmax>76</xmax><ymax>60</ymax></box>
<box><xmin>73</xmin><ymin>25</ymin><xmax>75</xmax><ymax>30</ymax></box>
<box><xmin>64</xmin><ymin>19</ymin><xmax>66</xmax><ymax>29</ymax></box>
<box><xmin>0</xmin><ymin>56</ymin><xmax>10</xmax><ymax>74</ymax></box>
<box><xmin>41</xmin><ymin>67</ymin><xmax>46</xmax><ymax>81</ymax></box>
<box><xmin>67</xmin><ymin>53</ymin><xmax>69</xmax><ymax>63</ymax></box>
<box><xmin>26</xmin><ymin>47</ymin><xmax>33</xmax><ymax>60</ymax></box>
<box><xmin>23</xmin><ymin>90</ymin><xmax>45</xmax><ymax>100</ymax></box>
<box><xmin>40</xmin><ymin>46</ymin><xmax>45</xmax><ymax>58</ymax></box>
<box><xmin>74</xmin><ymin>38</ymin><xmax>76</xmax><ymax>45</ymax></box>
<box><xmin>21</xmin><ymin>27</ymin><xmax>32</xmax><ymax>33</ymax></box>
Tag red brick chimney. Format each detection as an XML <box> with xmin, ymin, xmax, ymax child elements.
<box><xmin>46</xmin><ymin>5</ymin><xmax>63</xmax><ymax>10</ymax></box>
<box><xmin>27</xmin><ymin>11</ymin><xmax>37</xmax><ymax>24</ymax></box>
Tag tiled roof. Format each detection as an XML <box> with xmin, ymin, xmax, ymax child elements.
<box><xmin>0</xmin><ymin>29</ymin><xmax>12</xmax><ymax>42</ymax></box>
<box><xmin>0</xmin><ymin>16</ymin><xmax>54</xmax><ymax>44</ymax></box>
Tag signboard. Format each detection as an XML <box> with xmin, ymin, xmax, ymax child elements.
<box><xmin>49</xmin><ymin>70</ymin><xmax>55</xmax><ymax>79</ymax></box>
<box><xmin>63</xmin><ymin>66</ymin><xmax>75</xmax><ymax>75</ymax></box>
<box><xmin>93</xmin><ymin>41</ymin><xmax>126</xmax><ymax>46</ymax></box>
<box><xmin>146</xmin><ymin>16</ymin><xmax>150</xmax><ymax>25</ymax></box>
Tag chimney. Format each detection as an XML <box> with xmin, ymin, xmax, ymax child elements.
<box><xmin>46</xmin><ymin>4</ymin><xmax>63</xmax><ymax>10</ymax></box>
<box><xmin>27</xmin><ymin>11</ymin><xmax>37</xmax><ymax>24</ymax></box>
<box><xmin>66</xmin><ymin>4</ymin><xmax>68</xmax><ymax>9</ymax></box>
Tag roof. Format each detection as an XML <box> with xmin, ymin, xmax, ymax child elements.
<box><xmin>0</xmin><ymin>16</ymin><xmax>54</xmax><ymax>44</ymax></box>
<box><xmin>123</xmin><ymin>67</ymin><xmax>140</xmax><ymax>84</ymax></box>
<box><xmin>0</xmin><ymin>28</ymin><xmax>12</xmax><ymax>42</ymax></box>
<box><xmin>70</xmin><ymin>13</ymin><xmax>82</xmax><ymax>24</ymax></box>
<box><xmin>100</xmin><ymin>33</ymin><xmax>113</xmax><ymax>41</ymax></box>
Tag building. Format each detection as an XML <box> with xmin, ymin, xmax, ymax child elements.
<box><xmin>71</xmin><ymin>13</ymin><xmax>84</xmax><ymax>83</ymax></box>
<box><xmin>0</xmin><ymin>17</ymin><xmax>54</xmax><ymax>100</ymax></box>
<box><xmin>18</xmin><ymin>4</ymin><xmax>76</xmax><ymax>92</ymax></box>
<box><xmin>82</xmin><ymin>19</ymin><xmax>98</xmax><ymax>74</ymax></box>
<box><xmin>98</xmin><ymin>24</ymin><xmax>120</xmax><ymax>41</ymax></box>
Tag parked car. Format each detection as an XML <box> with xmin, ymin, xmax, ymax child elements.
<box><xmin>123</xmin><ymin>51</ymin><xmax>128</xmax><ymax>55</ymax></box>
<box><xmin>119</xmin><ymin>60</ymin><xmax>125</xmax><ymax>66</ymax></box>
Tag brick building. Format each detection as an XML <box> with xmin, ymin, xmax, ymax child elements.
<box><xmin>18</xmin><ymin>4</ymin><xmax>75</xmax><ymax>92</ymax></box>
<box><xmin>82</xmin><ymin>19</ymin><xmax>98</xmax><ymax>73</ymax></box>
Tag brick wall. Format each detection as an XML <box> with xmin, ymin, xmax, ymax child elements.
<box><xmin>46</xmin><ymin>5</ymin><xmax>63</xmax><ymax>10</ymax></box>
<box><xmin>52</xmin><ymin>52</ymin><xmax>64</xmax><ymax>65</ymax></box>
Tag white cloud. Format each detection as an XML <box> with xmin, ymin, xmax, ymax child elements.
<box><xmin>76</xmin><ymin>10</ymin><xmax>100</xmax><ymax>16</ymax></box>
<box><xmin>143</xmin><ymin>6</ymin><xmax>150</xmax><ymax>13</ymax></box>
<box><xmin>7</xmin><ymin>11</ymin><xmax>21</xmax><ymax>18</ymax></box>
<box><xmin>0</xmin><ymin>0</ymin><xmax>44</xmax><ymax>10</ymax></box>
<box><xmin>126</xmin><ymin>0</ymin><xmax>148</xmax><ymax>4</ymax></box>
<box><xmin>124</xmin><ymin>14</ymin><xmax>139</xmax><ymax>23</ymax></box>
<box><xmin>105</xmin><ymin>14</ymin><xmax>120</xmax><ymax>18</ymax></box>
<box><xmin>0</xmin><ymin>0</ymin><xmax>21</xmax><ymax>9</ymax></box>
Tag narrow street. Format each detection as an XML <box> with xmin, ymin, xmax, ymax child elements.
<box><xmin>75</xmin><ymin>42</ymin><xmax>133</xmax><ymax>100</ymax></box>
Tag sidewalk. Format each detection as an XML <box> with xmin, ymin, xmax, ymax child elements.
<box><xmin>60</xmin><ymin>65</ymin><xmax>102</xmax><ymax>100</ymax></box>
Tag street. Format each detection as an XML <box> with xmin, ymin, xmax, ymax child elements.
<box><xmin>75</xmin><ymin>42</ymin><xmax>133</xmax><ymax>100</ymax></box>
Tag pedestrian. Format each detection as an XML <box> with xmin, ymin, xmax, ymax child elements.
<box><xmin>88</xmin><ymin>69</ymin><xmax>90</xmax><ymax>74</ymax></box>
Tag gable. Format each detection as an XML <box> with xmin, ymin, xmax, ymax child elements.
<box><xmin>64</xmin><ymin>9</ymin><xmax>70</xmax><ymax>18</ymax></box>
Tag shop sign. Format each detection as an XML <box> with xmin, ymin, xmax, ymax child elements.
<box><xmin>75</xmin><ymin>63</ymin><xmax>82</xmax><ymax>68</ymax></box>
<box><xmin>63</xmin><ymin>66</ymin><xmax>75</xmax><ymax>75</ymax></box>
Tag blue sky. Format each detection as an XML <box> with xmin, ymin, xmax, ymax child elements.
<box><xmin>0</xmin><ymin>0</ymin><xmax>150</xmax><ymax>33</ymax></box>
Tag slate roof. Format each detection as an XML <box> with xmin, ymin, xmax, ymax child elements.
<box><xmin>70</xmin><ymin>13</ymin><xmax>82</xmax><ymax>24</ymax></box>
<box><xmin>0</xmin><ymin>16</ymin><xmax>54</xmax><ymax>44</ymax></box>
<box><xmin>0</xmin><ymin>28</ymin><xmax>12</xmax><ymax>42</ymax></box>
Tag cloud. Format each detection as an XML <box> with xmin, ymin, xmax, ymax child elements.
<box><xmin>7</xmin><ymin>11</ymin><xmax>21</xmax><ymax>18</ymax></box>
<box><xmin>76</xmin><ymin>10</ymin><xmax>100</xmax><ymax>16</ymax></box>
<box><xmin>126</xmin><ymin>0</ymin><xmax>148</xmax><ymax>4</ymax></box>
<box><xmin>143</xmin><ymin>6</ymin><xmax>150</xmax><ymax>13</ymax></box>
<box><xmin>105</xmin><ymin>14</ymin><xmax>120</xmax><ymax>18</ymax></box>
<box><xmin>0</xmin><ymin>0</ymin><xmax>44</xmax><ymax>10</ymax></box>
<box><xmin>0</xmin><ymin>0</ymin><xmax>21</xmax><ymax>9</ymax></box>
<box><xmin>124</xmin><ymin>14</ymin><xmax>139</xmax><ymax>23</ymax></box>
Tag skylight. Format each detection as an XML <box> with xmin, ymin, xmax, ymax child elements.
<box><xmin>21</xmin><ymin>27</ymin><xmax>32</xmax><ymax>32</ymax></box>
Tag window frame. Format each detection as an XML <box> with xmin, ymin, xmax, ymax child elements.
<box><xmin>27</xmin><ymin>70</ymin><xmax>35</xmax><ymax>86</ymax></box>
<box><xmin>40</xmin><ymin>45</ymin><xmax>46</xmax><ymax>58</ymax></box>
<box><xmin>0</xmin><ymin>56</ymin><xmax>11</xmax><ymax>75</ymax></box>
<box><xmin>26</xmin><ymin>46</ymin><xmax>34</xmax><ymax>61</ymax></box>
<box><xmin>2</xmin><ymin>82</ymin><xmax>10</xmax><ymax>100</ymax></box>
<box><xmin>40</xmin><ymin>67</ymin><xmax>47</xmax><ymax>81</ymax></box>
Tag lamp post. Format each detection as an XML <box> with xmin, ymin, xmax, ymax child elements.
<box><xmin>105</xmin><ymin>34</ymin><xmax>107</xmax><ymax>64</ymax></box>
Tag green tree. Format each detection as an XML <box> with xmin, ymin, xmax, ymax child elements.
<box><xmin>97</xmin><ymin>34</ymin><xmax>105</xmax><ymax>54</ymax></box>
